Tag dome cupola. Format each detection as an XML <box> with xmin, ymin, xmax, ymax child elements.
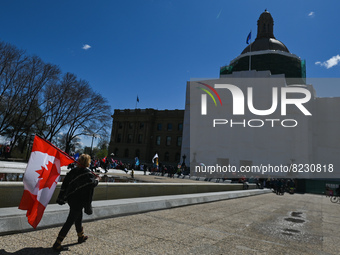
<box><xmin>241</xmin><ymin>10</ymin><xmax>289</xmax><ymax>54</ymax></box>
<box><xmin>220</xmin><ymin>10</ymin><xmax>306</xmax><ymax>84</ymax></box>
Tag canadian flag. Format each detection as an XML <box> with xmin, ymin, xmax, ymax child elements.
<box><xmin>19</xmin><ymin>135</ymin><xmax>75</xmax><ymax>228</ymax></box>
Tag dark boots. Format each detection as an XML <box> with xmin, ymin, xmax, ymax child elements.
<box><xmin>52</xmin><ymin>227</ymin><xmax>88</xmax><ymax>251</ymax></box>
<box><xmin>52</xmin><ymin>235</ymin><xmax>66</xmax><ymax>251</ymax></box>
<box><xmin>77</xmin><ymin>227</ymin><xmax>88</xmax><ymax>243</ymax></box>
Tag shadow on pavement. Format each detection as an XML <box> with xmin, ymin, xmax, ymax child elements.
<box><xmin>0</xmin><ymin>242</ymin><xmax>79</xmax><ymax>255</ymax></box>
<box><xmin>0</xmin><ymin>247</ymin><xmax>57</xmax><ymax>254</ymax></box>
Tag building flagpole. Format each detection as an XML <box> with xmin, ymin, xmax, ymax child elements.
<box><xmin>249</xmin><ymin>43</ymin><xmax>251</xmax><ymax>71</ymax></box>
<box><xmin>248</xmin><ymin>30</ymin><xmax>252</xmax><ymax>71</ymax></box>
<box><xmin>135</xmin><ymin>95</ymin><xmax>139</xmax><ymax>109</ymax></box>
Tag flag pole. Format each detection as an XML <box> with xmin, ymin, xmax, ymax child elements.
<box><xmin>249</xmin><ymin>30</ymin><xmax>252</xmax><ymax>71</ymax></box>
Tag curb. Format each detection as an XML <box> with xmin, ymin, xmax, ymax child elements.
<box><xmin>0</xmin><ymin>189</ymin><xmax>270</xmax><ymax>235</ymax></box>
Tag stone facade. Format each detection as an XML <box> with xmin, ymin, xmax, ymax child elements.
<box><xmin>108</xmin><ymin>108</ymin><xmax>184</xmax><ymax>166</ymax></box>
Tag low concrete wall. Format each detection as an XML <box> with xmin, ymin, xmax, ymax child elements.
<box><xmin>0</xmin><ymin>182</ymin><xmax>256</xmax><ymax>208</ymax></box>
<box><xmin>0</xmin><ymin>189</ymin><xmax>270</xmax><ymax>235</ymax></box>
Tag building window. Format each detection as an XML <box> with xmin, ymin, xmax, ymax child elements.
<box><xmin>129</xmin><ymin>122</ymin><xmax>133</xmax><ymax>129</ymax></box>
<box><xmin>177</xmin><ymin>136</ymin><xmax>182</xmax><ymax>147</ymax></box>
<box><xmin>157</xmin><ymin>123</ymin><xmax>162</xmax><ymax>131</ymax></box>
<box><xmin>240</xmin><ymin>160</ymin><xmax>252</xmax><ymax>168</ymax></box>
<box><xmin>127</xmin><ymin>134</ymin><xmax>133</xmax><ymax>143</ymax></box>
<box><xmin>166</xmin><ymin>136</ymin><xmax>171</xmax><ymax>146</ymax></box>
<box><xmin>217</xmin><ymin>158</ymin><xmax>229</xmax><ymax>166</ymax></box>
<box><xmin>175</xmin><ymin>153</ymin><xmax>180</xmax><ymax>162</ymax></box>
<box><xmin>138</xmin><ymin>134</ymin><xmax>143</xmax><ymax>144</ymax></box>
<box><xmin>167</xmin><ymin>123</ymin><xmax>172</xmax><ymax>131</ymax></box>
<box><xmin>116</xmin><ymin>134</ymin><xmax>122</xmax><ymax>143</ymax></box>
<box><xmin>124</xmin><ymin>149</ymin><xmax>129</xmax><ymax>157</ymax></box>
<box><xmin>140</xmin><ymin>122</ymin><xmax>144</xmax><ymax>129</ymax></box>
<box><xmin>178</xmin><ymin>123</ymin><xmax>183</xmax><ymax>131</ymax></box>
<box><xmin>118</xmin><ymin>122</ymin><xmax>123</xmax><ymax>129</ymax></box>
<box><xmin>156</xmin><ymin>136</ymin><xmax>161</xmax><ymax>145</ymax></box>
<box><xmin>164</xmin><ymin>152</ymin><xmax>169</xmax><ymax>161</ymax></box>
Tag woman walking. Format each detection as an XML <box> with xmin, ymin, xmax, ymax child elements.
<box><xmin>52</xmin><ymin>154</ymin><xmax>99</xmax><ymax>251</ymax></box>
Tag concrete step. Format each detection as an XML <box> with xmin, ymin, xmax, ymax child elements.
<box><xmin>0</xmin><ymin>189</ymin><xmax>270</xmax><ymax>235</ymax></box>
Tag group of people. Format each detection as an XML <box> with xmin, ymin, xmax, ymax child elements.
<box><xmin>152</xmin><ymin>163</ymin><xmax>188</xmax><ymax>178</ymax></box>
<box><xmin>268</xmin><ymin>178</ymin><xmax>296</xmax><ymax>195</ymax></box>
<box><xmin>0</xmin><ymin>144</ymin><xmax>11</xmax><ymax>159</ymax></box>
<box><xmin>325</xmin><ymin>185</ymin><xmax>340</xmax><ymax>197</ymax></box>
<box><xmin>232</xmin><ymin>177</ymin><xmax>296</xmax><ymax>195</ymax></box>
<box><xmin>89</xmin><ymin>157</ymin><xmax>144</xmax><ymax>173</ymax></box>
<box><xmin>89</xmin><ymin>156</ymin><xmax>114</xmax><ymax>172</ymax></box>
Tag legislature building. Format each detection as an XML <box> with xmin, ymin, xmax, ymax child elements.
<box><xmin>108</xmin><ymin>108</ymin><xmax>184</xmax><ymax>166</ymax></box>
<box><xmin>180</xmin><ymin>10</ymin><xmax>340</xmax><ymax>193</ymax></box>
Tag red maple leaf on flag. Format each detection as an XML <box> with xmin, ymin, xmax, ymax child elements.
<box><xmin>19</xmin><ymin>135</ymin><xmax>75</xmax><ymax>229</ymax></box>
<box><xmin>36</xmin><ymin>161</ymin><xmax>60</xmax><ymax>190</ymax></box>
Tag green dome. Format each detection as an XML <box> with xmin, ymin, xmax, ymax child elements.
<box><xmin>220</xmin><ymin>10</ymin><xmax>306</xmax><ymax>83</ymax></box>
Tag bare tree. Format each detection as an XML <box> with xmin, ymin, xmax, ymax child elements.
<box><xmin>0</xmin><ymin>40</ymin><xmax>61</xmax><ymax>156</ymax></box>
<box><xmin>0</xmin><ymin>40</ymin><xmax>112</xmax><ymax>157</ymax></box>
<box><xmin>39</xmin><ymin>72</ymin><xmax>111</xmax><ymax>154</ymax></box>
<box><xmin>4</xmin><ymin>56</ymin><xmax>60</xmax><ymax>148</ymax></box>
<box><xmin>63</xmin><ymin>80</ymin><xmax>111</xmax><ymax>154</ymax></box>
<box><xmin>0</xmin><ymin>41</ymin><xmax>29</xmax><ymax>134</ymax></box>
<box><xmin>54</xmin><ymin>133</ymin><xmax>82</xmax><ymax>153</ymax></box>
<box><xmin>38</xmin><ymin>72</ymin><xmax>80</xmax><ymax>141</ymax></box>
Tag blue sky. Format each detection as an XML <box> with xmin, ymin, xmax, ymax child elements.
<box><xmin>0</xmin><ymin>0</ymin><xmax>339</xmax><ymax>145</ymax></box>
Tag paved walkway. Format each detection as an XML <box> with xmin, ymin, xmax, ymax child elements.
<box><xmin>1</xmin><ymin>192</ymin><xmax>339</xmax><ymax>255</ymax></box>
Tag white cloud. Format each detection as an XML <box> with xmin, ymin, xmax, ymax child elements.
<box><xmin>315</xmin><ymin>55</ymin><xmax>340</xmax><ymax>69</ymax></box>
<box><xmin>82</xmin><ymin>44</ymin><xmax>91</xmax><ymax>50</ymax></box>
<box><xmin>308</xmin><ymin>11</ymin><xmax>315</xmax><ymax>17</ymax></box>
<box><xmin>216</xmin><ymin>9</ymin><xmax>222</xmax><ymax>19</ymax></box>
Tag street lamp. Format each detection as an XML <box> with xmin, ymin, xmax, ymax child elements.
<box><xmin>26</xmin><ymin>134</ymin><xmax>35</xmax><ymax>161</ymax></box>
<box><xmin>82</xmin><ymin>125</ymin><xmax>105</xmax><ymax>157</ymax></box>
<box><xmin>182</xmin><ymin>154</ymin><xmax>186</xmax><ymax>165</ymax></box>
<box><xmin>90</xmin><ymin>133</ymin><xmax>99</xmax><ymax>157</ymax></box>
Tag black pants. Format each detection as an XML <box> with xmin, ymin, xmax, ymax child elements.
<box><xmin>59</xmin><ymin>205</ymin><xmax>83</xmax><ymax>237</ymax></box>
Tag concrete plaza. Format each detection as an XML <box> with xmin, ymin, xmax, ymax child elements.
<box><xmin>1</xmin><ymin>192</ymin><xmax>339</xmax><ymax>255</ymax></box>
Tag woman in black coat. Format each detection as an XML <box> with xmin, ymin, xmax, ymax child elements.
<box><xmin>53</xmin><ymin>154</ymin><xmax>99</xmax><ymax>251</ymax></box>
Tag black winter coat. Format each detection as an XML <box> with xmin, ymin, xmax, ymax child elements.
<box><xmin>57</xmin><ymin>166</ymin><xmax>98</xmax><ymax>210</ymax></box>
